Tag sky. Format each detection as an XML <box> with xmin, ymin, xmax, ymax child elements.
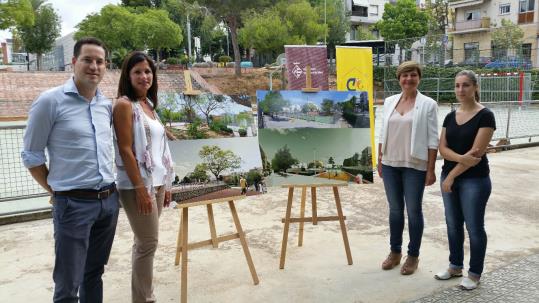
<box><xmin>1</xmin><ymin>0</ymin><xmax>120</xmax><ymax>41</ymax></box>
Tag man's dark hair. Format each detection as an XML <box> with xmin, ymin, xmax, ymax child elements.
<box><xmin>73</xmin><ymin>37</ymin><xmax>106</xmax><ymax>58</ymax></box>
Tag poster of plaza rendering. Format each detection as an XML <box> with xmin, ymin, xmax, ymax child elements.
<box><xmin>257</xmin><ymin>90</ymin><xmax>370</xmax><ymax>129</ymax></box>
<box><xmin>163</xmin><ymin>92</ymin><xmax>264</xmax><ymax>200</ymax></box>
<box><xmin>257</xmin><ymin>90</ymin><xmax>374</xmax><ymax>187</ymax></box>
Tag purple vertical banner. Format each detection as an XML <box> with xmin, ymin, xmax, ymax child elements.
<box><xmin>285</xmin><ymin>45</ymin><xmax>328</xmax><ymax>90</ymax></box>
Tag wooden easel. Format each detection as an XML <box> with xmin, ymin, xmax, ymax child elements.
<box><xmin>174</xmin><ymin>194</ymin><xmax>259</xmax><ymax>303</ymax></box>
<box><xmin>279</xmin><ymin>183</ymin><xmax>353</xmax><ymax>269</ymax></box>
<box><xmin>183</xmin><ymin>70</ymin><xmax>202</xmax><ymax>96</ymax></box>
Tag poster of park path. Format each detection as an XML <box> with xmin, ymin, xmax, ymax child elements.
<box><xmin>257</xmin><ymin>90</ymin><xmax>370</xmax><ymax>129</ymax></box>
<box><xmin>258</xmin><ymin>128</ymin><xmax>373</xmax><ymax>186</ymax></box>
<box><xmin>285</xmin><ymin>45</ymin><xmax>329</xmax><ymax>90</ymax></box>
<box><xmin>164</xmin><ymin>92</ymin><xmax>264</xmax><ymax>200</ymax></box>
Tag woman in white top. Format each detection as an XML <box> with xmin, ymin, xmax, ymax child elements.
<box><xmin>113</xmin><ymin>51</ymin><xmax>174</xmax><ymax>303</ymax></box>
<box><xmin>378</xmin><ymin>61</ymin><xmax>439</xmax><ymax>275</ymax></box>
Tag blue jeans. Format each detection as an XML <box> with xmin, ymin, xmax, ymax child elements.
<box><xmin>382</xmin><ymin>165</ymin><xmax>426</xmax><ymax>257</ymax></box>
<box><xmin>441</xmin><ymin>173</ymin><xmax>491</xmax><ymax>278</ymax></box>
<box><xmin>52</xmin><ymin>189</ymin><xmax>119</xmax><ymax>303</ymax></box>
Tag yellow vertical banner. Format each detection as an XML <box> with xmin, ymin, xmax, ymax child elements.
<box><xmin>336</xmin><ymin>46</ymin><xmax>377</xmax><ymax>170</ymax></box>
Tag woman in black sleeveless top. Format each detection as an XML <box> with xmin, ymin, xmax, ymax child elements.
<box><xmin>434</xmin><ymin>70</ymin><xmax>496</xmax><ymax>290</ymax></box>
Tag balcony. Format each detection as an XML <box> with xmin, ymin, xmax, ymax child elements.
<box><xmin>449</xmin><ymin>17</ymin><xmax>490</xmax><ymax>34</ymax></box>
<box><xmin>518</xmin><ymin>12</ymin><xmax>534</xmax><ymax>24</ymax></box>
<box><xmin>448</xmin><ymin>0</ymin><xmax>485</xmax><ymax>9</ymax></box>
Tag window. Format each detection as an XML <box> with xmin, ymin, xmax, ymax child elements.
<box><xmin>519</xmin><ymin>0</ymin><xmax>534</xmax><ymax>12</ymax></box>
<box><xmin>352</xmin><ymin>5</ymin><xmax>368</xmax><ymax>17</ymax></box>
<box><xmin>370</xmin><ymin>5</ymin><xmax>379</xmax><ymax>16</ymax></box>
<box><xmin>465</xmin><ymin>10</ymin><xmax>480</xmax><ymax>21</ymax></box>
<box><xmin>500</xmin><ymin>4</ymin><xmax>510</xmax><ymax>15</ymax></box>
<box><xmin>464</xmin><ymin>42</ymin><xmax>480</xmax><ymax>63</ymax></box>
<box><xmin>522</xmin><ymin>43</ymin><xmax>532</xmax><ymax>60</ymax></box>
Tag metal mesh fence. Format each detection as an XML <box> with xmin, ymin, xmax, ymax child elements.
<box><xmin>0</xmin><ymin>125</ymin><xmax>48</xmax><ymax>202</ymax></box>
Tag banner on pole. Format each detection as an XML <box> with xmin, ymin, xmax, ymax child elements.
<box><xmin>336</xmin><ymin>46</ymin><xmax>376</xmax><ymax>169</ymax></box>
<box><xmin>285</xmin><ymin>45</ymin><xmax>328</xmax><ymax>90</ymax></box>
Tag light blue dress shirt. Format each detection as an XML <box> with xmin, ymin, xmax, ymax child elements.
<box><xmin>21</xmin><ymin>78</ymin><xmax>115</xmax><ymax>191</ymax></box>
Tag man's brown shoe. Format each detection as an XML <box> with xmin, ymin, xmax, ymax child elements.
<box><xmin>400</xmin><ymin>255</ymin><xmax>419</xmax><ymax>275</ymax></box>
<box><xmin>381</xmin><ymin>252</ymin><xmax>402</xmax><ymax>270</ymax></box>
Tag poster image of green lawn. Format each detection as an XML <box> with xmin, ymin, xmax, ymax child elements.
<box><xmin>168</xmin><ymin>136</ymin><xmax>266</xmax><ymax>200</ymax></box>
<box><xmin>258</xmin><ymin>128</ymin><xmax>373</xmax><ymax>187</ymax></box>
<box><xmin>156</xmin><ymin>92</ymin><xmax>257</xmax><ymax>140</ymax></box>
<box><xmin>256</xmin><ymin>90</ymin><xmax>370</xmax><ymax>129</ymax></box>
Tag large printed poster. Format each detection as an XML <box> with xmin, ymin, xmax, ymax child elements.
<box><xmin>285</xmin><ymin>45</ymin><xmax>329</xmax><ymax>90</ymax></box>
<box><xmin>257</xmin><ymin>90</ymin><xmax>373</xmax><ymax>187</ymax></box>
<box><xmin>336</xmin><ymin>46</ymin><xmax>376</xmax><ymax>168</ymax></box>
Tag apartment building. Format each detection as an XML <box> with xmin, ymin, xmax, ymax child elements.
<box><xmin>345</xmin><ymin>0</ymin><xmax>389</xmax><ymax>41</ymax></box>
<box><xmin>449</xmin><ymin>0</ymin><xmax>538</xmax><ymax>67</ymax></box>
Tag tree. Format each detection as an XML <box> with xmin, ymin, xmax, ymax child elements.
<box><xmin>239</xmin><ymin>10</ymin><xmax>289</xmax><ymax>55</ymax></box>
<box><xmin>310</xmin><ymin>0</ymin><xmax>349</xmax><ymax>66</ymax></box>
<box><xmin>122</xmin><ymin>0</ymin><xmax>163</xmax><ymax>7</ymax></box>
<box><xmin>328</xmin><ymin>156</ymin><xmax>335</xmax><ymax>168</ymax></box>
<box><xmin>307</xmin><ymin>160</ymin><xmax>324</xmax><ymax>169</ymax></box>
<box><xmin>159</xmin><ymin>92</ymin><xmax>181</xmax><ymax>127</ymax></box>
<box><xmin>0</xmin><ymin>0</ymin><xmax>34</xmax><ymax>30</ymax></box>
<box><xmin>360</xmin><ymin>147</ymin><xmax>372</xmax><ymax>167</ymax></box>
<box><xmin>199</xmin><ymin>145</ymin><xmax>241</xmax><ymax>179</ymax></box>
<box><xmin>343</xmin><ymin>152</ymin><xmax>360</xmax><ymax>167</ymax></box>
<box><xmin>190</xmin><ymin>163</ymin><xmax>209</xmax><ymax>182</ymax></box>
<box><xmin>17</xmin><ymin>0</ymin><xmax>60</xmax><ymax>71</ymax></box>
<box><xmin>135</xmin><ymin>9</ymin><xmax>182</xmax><ymax>65</ymax></box>
<box><xmin>301</xmin><ymin>102</ymin><xmax>318</xmax><ymax>113</ymax></box>
<box><xmin>75</xmin><ymin>5</ymin><xmax>138</xmax><ymax>63</ymax></box>
<box><xmin>259</xmin><ymin>145</ymin><xmax>272</xmax><ymax>175</ymax></box>
<box><xmin>195</xmin><ymin>94</ymin><xmax>225</xmax><ymax>125</ymax></box>
<box><xmin>194</xmin><ymin>0</ymin><xmax>275</xmax><ymax>76</ymax></box>
<box><xmin>374</xmin><ymin>0</ymin><xmax>429</xmax><ymax>49</ymax></box>
<box><xmin>271</xmin><ymin>145</ymin><xmax>298</xmax><ymax>172</ymax></box>
<box><xmin>321</xmin><ymin>99</ymin><xmax>334</xmax><ymax>115</ymax></box>
<box><xmin>491</xmin><ymin>19</ymin><xmax>524</xmax><ymax>56</ymax></box>
<box><xmin>259</xmin><ymin>91</ymin><xmax>289</xmax><ymax>117</ymax></box>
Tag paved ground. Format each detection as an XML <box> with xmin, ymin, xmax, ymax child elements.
<box><xmin>0</xmin><ymin>147</ymin><xmax>538</xmax><ymax>302</ymax></box>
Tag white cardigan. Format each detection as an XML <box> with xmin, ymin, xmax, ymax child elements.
<box><xmin>379</xmin><ymin>91</ymin><xmax>439</xmax><ymax>162</ymax></box>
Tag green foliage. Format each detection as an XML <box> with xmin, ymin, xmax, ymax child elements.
<box><xmin>360</xmin><ymin>147</ymin><xmax>372</xmax><ymax>168</ymax></box>
<box><xmin>343</xmin><ymin>153</ymin><xmax>360</xmax><ymax>167</ymax></box>
<box><xmin>17</xmin><ymin>0</ymin><xmax>60</xmax><ymax>71</ymax></box>
<box><xmin>166</xmin><ymin>57</ymin><xmax>181</xmax><ymax>64</ymax></box>
<box><xmin>307</xmin><ymin>160</ymin><xmax>324</xmax><ymax>169</ymax></box>
<box><xmin>491</xmin><ymin>19</ymin><xmax>524</xmax><ymax>50</ymax></box>
<box><xmin>312</xmin><ymin>0</ymin><xmax>349</xmax><ymax>47</ymax></box>
<box><xmin>259</xmin><ymin>145</ymin><xmax>272</xmax><ymax>176</ymax></box>
<box><xmin>259</xmin><ymin>91</ymin><xmax>290</xmax><ymax>115</ymax></box>
<box><xmin>187</xmin><ymin>120</ymin><xmax>208</xmax><ymax>139</ymax></box>
<box><xmin>246</xmin><ymin>169</ymin><xmax>263</xmax><ymax>186</ymax></box>
<box><xmin>301</xmin><ymin>102</ymin><xmax>318</xmax><ymax>113</ymax></box>
<box><xmin>238</xmin><ymin>128</ymin><xmax>247</xmax><ymax>137</ymax></box>
<box><xmin>111</xmin><ymin>48</ymin><xmax>129</xmax><ymax>68</ymax></box>
<box><xmin>199</xmin><ymin>145</ymin><xmax>241</xmax><ymax>179</ymax></box>
<box><xmin>0</xmin><ymin>0</ymin><xmax>34</xmax><ymax>30</ymax></box>
<box><xmin>219</xmin><ymin>55</ymin><xmax>232</xmax><ymax>63</ymax></box>
<box><xmin>135</xmin><ymin>9</ymin><xmax>182</xmax><ymax>63</ymax></box>
<box><xmin>239</xmin><ymin>0</ymin><xmax>326</xmax><ymax>55</ymax></box>
<box><xmin>271</xmin><ymin>145</ymin><xmax>299</xmax><ymax>173</ymax></box>
<box><xmin>321</xmin><ymin>99</ymin><xmax>334</xmax><ymax>115</ymax></box>
<box><xmin>375</xmin><ymin>0</ymin><xmax>429</xmax><ymax>48</ymax></box>
<box><xmin>190</xmin><ymin>163</ymin><xmax>209</xmax><ymax>182</ymax></box>
<box><xmin>425</xmin><ymin>0</ymin><xmax>448</xmax><ymax>34</ymax></box>
<box><xmin>121</xmin><ymin>0</ymin><xmax>163</xmax><ymax>7</ymax></box>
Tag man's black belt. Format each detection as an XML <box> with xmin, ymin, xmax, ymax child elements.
<box><xmin>54</xmin><ymin>183</ymin><xmax>116</xmax><ymax>200</ymax></box>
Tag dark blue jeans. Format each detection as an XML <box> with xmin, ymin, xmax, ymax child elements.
<box><xmin>441</xmin><ymin>173</ymin><xmax>491</xmax><ymax>278</ymax></box>
<box><xmin>52</xmin><ymin>190</ymin><xmax>119</xmax><ymax>303</ymax></box>
<box><xmin>382</xmin><ymin>165</ymin><xmax>427</xmax><ymax>257</ymax></box>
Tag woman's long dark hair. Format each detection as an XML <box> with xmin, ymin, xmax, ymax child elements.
<box><xmin>117</xmin><ymin>51</ymin><xmax>159</xmax><ymax>109</ymax></box>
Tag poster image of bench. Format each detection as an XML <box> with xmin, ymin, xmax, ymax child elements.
<box><xmin>257</xmin><ymin>90</ymin><xmax>370</xmax><ymax>129</ymax></box>
<box><xmin>162</xmin><ymin>92</ymin><xmax>265</xmax><ymax>201</ymax></box>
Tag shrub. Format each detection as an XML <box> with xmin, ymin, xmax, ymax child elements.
<box><xmin>219</xmin><ymin>55</ymin><xmax>232</xmax><ymax>63</ymax></box>
<box><xmin>166</xmin><ymin>57</ymin><xmax>181</xmax><ymax>65</ymax></box>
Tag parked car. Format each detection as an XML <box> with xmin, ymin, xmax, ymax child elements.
<box><xmin>485</xmin><ymin>57</ymin><xmax>532</xmax><ymax>69</ymax></box>
<box><xmin>458</xmin><ymin>57</ymin><xmax>491</xmax><ymax>67</ymax></box>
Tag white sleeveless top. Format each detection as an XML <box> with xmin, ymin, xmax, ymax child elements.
<box><xmin>144</xmin><ymin>112</ymin><xmax>166</xmax><ymax>186</ymax></box>
<box><xmin>382</xmin><ymin>109</ymin><xmax>427</xmax><ymax>171</ymax></box>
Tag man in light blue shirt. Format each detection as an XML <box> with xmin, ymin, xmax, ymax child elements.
<box><xmin>22</xmin><ymin>37</ymin><xmax>119</xmax><ymax>303</ymax></box>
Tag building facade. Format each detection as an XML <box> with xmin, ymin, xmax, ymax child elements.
<box><xmin>449</xmin><ymin>0</ymin><xmax>538</xmax><ymax>67</ymax></box>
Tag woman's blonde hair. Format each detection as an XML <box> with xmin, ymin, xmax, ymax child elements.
<box><xmin>396</xmin><ymin>61</ymin><xmax>422</xmax><ymax>80</ymax></box>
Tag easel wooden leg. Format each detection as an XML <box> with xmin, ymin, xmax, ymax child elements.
<box><xmin>181</xmin><ymin>208</ymin><xmax>189</xmax><ymax>303</ymax></box>
<box><xmin>206</xmin><ymin>204</ymin><xmax>218</xmax><ymax>248</ymax></box>
<box><xmin>332</xmin><ymin>186</ymin><xmax>353</xmax><ymax>265</ymax></box>
<box><xmin>175</xmin><ymin>209</ymin><xmax>183</xmax><ymax>266</ymax></box>
<box><xmin>279</xmin><ymin>187</ymin><xmax>294</xmax><ymax>269</ymax></box>
<box><xmin>298</xmin><ymin>186</ymin><xmax>307</xmax><ymax>246</ymax></box>
<box><xmin>228</xmin><ymin>200</ymin><xmax>260</xmax><ymax>285</ymax></box>
<box><xmin>311</xmin><ymin>187</ymin><xmax>318</xmax><ymax>225</ymax></box>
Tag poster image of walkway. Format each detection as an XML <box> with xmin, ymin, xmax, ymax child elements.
<box><xmin>168</xmin><ymin>137</ymin><xmax>265</xmax><ymax>201</ymax></box>
<box><xmin>257</xmin><ymin>90</ymin><xmax>370</xmax><ymax>129</ymax></box>
<box><xmin>258</xmin><ymin>128</ymin><xmax>373</xmax><ymax>187</ymax></box>
<box><xmin>159</xmin><ymin>92</ymin><xmax>256</xmax><ymax>140</ymax></box>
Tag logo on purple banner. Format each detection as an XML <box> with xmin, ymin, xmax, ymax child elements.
<box><xmin>285</xmin><ymin>46</ymin><xmax>328</xmax><ymax>90</ymax></box>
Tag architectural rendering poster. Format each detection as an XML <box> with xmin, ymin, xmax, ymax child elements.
<box><xmin>285</xmin><ymin>45</ymin><xmax>329</xmax><ymax>90</ymax></box>
<box><xmin>336</xmin><ymin>46</ymin><xmax>376</xmax><ymax>168</ymax></box>
<box><xmin>257</xmin><ymin>90</ymin><xmax>374</xmax><ymax>187</ymax></box>
<box><xmin>163</xmin><ymin>92</ymin><xmax>264</xmax><ymax>200</ymax></box>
